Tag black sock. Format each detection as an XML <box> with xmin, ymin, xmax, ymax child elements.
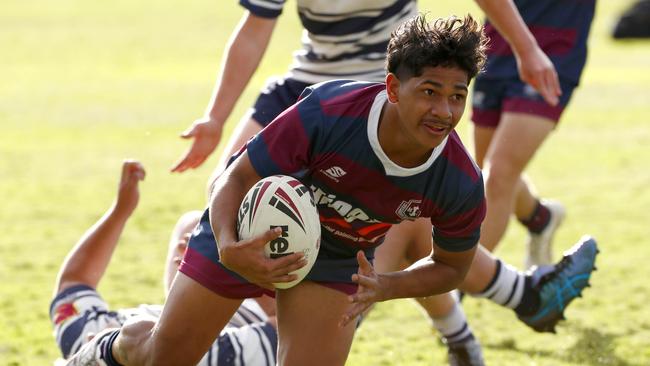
<box><xmin>520</xmin><ymin>200</ymin><xmax>551</xmax><ymax>234</ymax></box>
<box><xmin>514</xmin><ymin>276</ymin><xmax>541</xmax><ymax>316</ymax></box>
<box><xmin>102</xmin><ymin>330</ymin><xmax>125</xmax><ymax>366</ymax></box>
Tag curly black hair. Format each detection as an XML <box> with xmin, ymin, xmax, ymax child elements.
<box><xmin>386</xmin><ymin>14</ymin><xmax>488</xmax><ymax>81</ymax></box>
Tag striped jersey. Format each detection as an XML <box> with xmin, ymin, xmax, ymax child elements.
<box><xmin>245</xmin><ymin>80</ymin><xmax>486</xmax><ymax>257</ymax></box>
<box><xmin>50</xmin><ymin>285</ymin><xmax>277</xmax><ymax>365</ymax></box>
<box><xmin>240</xmin><ymin>0</ymin><xmax>417</xmax><ymax>83</ymax></box>
<box><xmin>482</xmin><ymin>0</ymin><xmax>596</xmax><ymax>84</ymax></box>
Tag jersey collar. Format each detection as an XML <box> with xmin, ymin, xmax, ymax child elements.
<box><xmin>367</xmin><ymin>90</ymin><xmax>448</xmax><ymax>177</ymax></box>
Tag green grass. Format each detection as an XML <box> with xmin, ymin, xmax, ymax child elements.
<box><xmin>1</xmin><ymin>0</ymin><xmax>649</xmax><ymax>364</ymax></box>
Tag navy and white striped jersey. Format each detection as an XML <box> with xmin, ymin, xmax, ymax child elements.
<box><xmin>240</xmin><ymin>0</ymin><xmax>417</xmax><ymax>83</ymax></box>
<box><xmin>50</xmin><ymin>285</ymin><xmax>277</xmax><ymax>365</ymax></box>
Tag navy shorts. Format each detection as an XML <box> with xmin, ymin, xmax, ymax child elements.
<box><xmin>250</xmin><ymin>77</ymin><xmax>311</xmax><ymax>127</ymax></box>
<box><xmin>179</xmin><ymin>209</ymin><xmax>371</xmax><ymax>298</ymax></box>
<box><xmin>471</xmin><ymin>77</ymin><xmax>577</xmax><ymax>128</ymax></box>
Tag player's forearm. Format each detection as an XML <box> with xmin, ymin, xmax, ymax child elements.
<box><xmin>55</xmin><ymin>204</ymin><xmax>130</xmax><ymax>294</ymax></box>
<box><xmin>379</xmin><ymin>256</ymin><xmax>469</xmax><ymax>300</ymax></box>
<box><xmin>204</xmin><ymin>12</ymin><xmax>276</xmax><ymax>124</ymax></box>
<box><xmin>474</xmin><ymin>0</ymin><xmax>538</xmax><ymax>55</ymax></box>
<box><xmin>209</xmin><ymin>153</ymin><xmax>261</xmax><ymax>252</ymax></box>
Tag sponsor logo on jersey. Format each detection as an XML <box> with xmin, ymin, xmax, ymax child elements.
<box><xmin>396</xmin><ymin>199</ymin><xmax>422</xmax><ymax>220</ymax></box>
<box><xmin>320</xmin><ymin>166</ymin><xmax>347</xmax><ymax>182</ymax></box>
<box><xmin>311</xmin><ymin>185</ymin><xmax>379</xmax><ymax>224</ymax></box>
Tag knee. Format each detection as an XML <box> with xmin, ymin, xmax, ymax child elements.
<box><xmin>118</xmin><ymin>317</ymin><xmax>189</xmax><ymax>366</ymax></box>
<box><xmin>483</xmin><ymin>161</ymin><xmax>521</xmax><ymax>196</ymax></box>
<box><xmin>115</xmin><ymin>317</ymin><xmax>155</xmax><ymax>364</ymax></box>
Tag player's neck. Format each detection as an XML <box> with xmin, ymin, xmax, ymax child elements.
<box><xmin>377</xmin><ymin>103</ymin><xmax>434</xmax><ymax>168</ymax></box>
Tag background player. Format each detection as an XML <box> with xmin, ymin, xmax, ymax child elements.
<box><xmin>52</xmin><ymin>160</ymin><xmax>278</xmax><ymax>365</ymax></box>
<box><xmin>470</xmin><ymin>0</ymin><xmax>596</xmax><ymax>268</ymax></box>
<box><xmin>65</xmin><ymin>15</ymin><xmax>597</xmax><ymax>366</ymax></box>
<box><xmin>170</xmin><ymin>0</ymin><xmax>562</xmax><ymax>176</ymax></box>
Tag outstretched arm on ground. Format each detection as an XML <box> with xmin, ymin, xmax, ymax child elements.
<box><xmin>171</xmin><ymin>12</ymin><xmax>277</xmax><ymax>172</ymax></box>
<box><xmin>54</xmin><ymin>160</ymin><xmax>145</xmax><ymax>295</ymax></box>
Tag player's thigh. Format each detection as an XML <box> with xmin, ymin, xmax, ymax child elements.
<box><xmin>484</xmin><ymin>112</ymin><xmax>555</xmax><ymax>177</ymax></box>
<box><xmin>120</xmin><ymin>273</ymin><xmax>243</xmax><ymax>366</ymax></box>
<box><xmin>375</xmin><ymin>218</ymin><xmax>432</xmax><ymax>272</ymax></box>
<box><xmin>275</xmin><ymin>281</ymin><xmax>357</xmax><ymax>366</ymax></box>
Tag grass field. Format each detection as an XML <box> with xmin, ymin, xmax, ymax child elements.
<box><xmin>1</xmin><ymin>0</ymin><xmax>649</xmax><ymax>364</ymax></box>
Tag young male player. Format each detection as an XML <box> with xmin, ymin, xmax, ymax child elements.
<box><xmin>67</xmin><ymin>14</ymin><xmax>597</xmax><ymax>366</ymax></box>
<box><xmin>470</xmin><ymin>0</ymin><xmax>596</xmax><ymax>268</ymax></box>
<box><xmin>52</xmin><ymin>161</ymin><xmax>278</xmax><ymax>365</ymax></box>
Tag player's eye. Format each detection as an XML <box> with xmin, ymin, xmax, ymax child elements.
<box><xmin>424</xmin><ymin>89</ymin><xmax>435</xmax><ymax>96</ymax></box>
<box><xmin>451</xmin><ymin>93</ymin><xmax>466</xmax><ymax>101</ymax></box>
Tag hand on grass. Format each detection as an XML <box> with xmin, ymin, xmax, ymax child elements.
<box><xmin>171</xmin><ymin>118</ymin><xmax>224</xmax><ymax>173</ymax></box>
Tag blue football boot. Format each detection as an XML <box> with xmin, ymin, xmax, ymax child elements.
<box><xmin>518</xmin><ymin>235</ymin><xmax>599</xmax><ymax>333</ymax></box>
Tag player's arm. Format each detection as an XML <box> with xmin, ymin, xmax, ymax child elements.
<box><xmin>54</xmin><ymin>160</ymin><xmax>145</xmax><ymax>296</ymax></box>
<box><xmin>171</xmin><ymin>12</ymin><xmax>277</xmax><ymax>172</ymax></box>
<box><xmin>209</xmin><ymin>152</ymin><xmax>306</xmax><ymax>289</ymax></box>
<box><xmin>384</xmin><ymin>241</ymin><xmax>476</xmax><ymax>298</ymax></box>
<box><xmin>474</xmin><ymin>0</ymin><xmax>561</xmax><ymax>105</ymax></box>
<box><xmin>341</xmin><ymin>243</ymin><xmax>477</xmax><ymax>326</ymax></box>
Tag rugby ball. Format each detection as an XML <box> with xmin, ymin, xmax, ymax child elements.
<box><xmin>237</xmin><ymin>175</ymin><xmax>321</xmax><ymax>289</ymax></box>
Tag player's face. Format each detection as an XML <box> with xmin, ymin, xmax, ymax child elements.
<box><xmin>389</xmin><ymin>66</ymin><xmax>469</xmax><ymax>150</ymax></box>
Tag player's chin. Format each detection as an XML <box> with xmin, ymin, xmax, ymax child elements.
<box><xmin>419</xmin><ymin>126</ymin><xmax>449</xmax><ymax>146</ymax></box>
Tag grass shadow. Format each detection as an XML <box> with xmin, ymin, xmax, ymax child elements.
<box><xmin>486</xmin><ymin>324</ymin><xmax>637</xmax><ymax>366</ymax></box>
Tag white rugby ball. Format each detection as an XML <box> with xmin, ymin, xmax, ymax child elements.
<box><xmin>237</xmin><ymin>175</ymin><xmax>321</xmax><ymax>289</ymax></box>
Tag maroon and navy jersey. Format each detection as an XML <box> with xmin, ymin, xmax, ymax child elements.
<box><xmin>483</xmin><ymin>0</ymin><xmax>596</xmax><ymax>84</ymax></box>
<box><xmin>245</xmin><ymin>80</ymin><xmax>485</xmax><ymax>257</ymax></box>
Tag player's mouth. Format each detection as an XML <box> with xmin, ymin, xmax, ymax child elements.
<box><xmin>422</xmin><ymin>121</ymin><xmax>450</xmax><ymax>136</ymax></box>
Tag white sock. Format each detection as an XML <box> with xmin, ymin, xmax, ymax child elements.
<box><xmin>432</xmin><ymin>299</ymin><xmax>474</xmax><ymax>345</ymax></box>
<box><xmin>473</xmin><ymin>259</ymin><xmax>525</xmax><ymax>309</ymax></box>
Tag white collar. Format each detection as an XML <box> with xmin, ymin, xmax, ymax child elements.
<box><xmin>367</xmin><ymin>90</ymin><xmax>448</xmax><ymax>177</ymax></box>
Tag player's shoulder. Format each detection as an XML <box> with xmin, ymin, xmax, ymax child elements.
<box><xmin>441</xmin><ymin>131</ymin><xmax>483</xmax><ymax>186</ymax></box>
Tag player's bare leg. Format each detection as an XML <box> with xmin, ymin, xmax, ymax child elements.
<box><xmin>163</xmin><ymin>211</ymin><xmax>202</xmax><ymax>294</ymax></box>
<box><xmin>473</xmin><ymin>112</ymin><xmax>555</xmax><ymax>251</ymax></box>
<box><xmin>377</xmin><ymin>219</ymin><xmax>484</xmax><ymax>365</ymax></box>
<box><xmin>275</xmin><ymin>282</ymin><xmax>357</xmax><ymax>366</ymax></box>
<box><xmin>113</xmin><ymin>273</ymin><xmax>243</xmax><ymax>365</ymax></box>
<box><xmin>376</xmin><ymin>218</ymin><xmax>455</xmax><ymax>318</ymax></box>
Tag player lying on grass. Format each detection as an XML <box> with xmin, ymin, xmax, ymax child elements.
<box><xmin>66</xmin><ymin>14</ymin><xmax>598</xmax><ymax>366</ymax></box>
<box><xmin>51</xmin><ymin>161</ymin><xmax>278</xmax><ymax>365</ymax></box>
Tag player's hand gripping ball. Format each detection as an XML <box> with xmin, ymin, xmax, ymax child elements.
<box><xmin>237</xmin><ymin>175</ymin><xmax>321</xmax><ymax>289</ymax></box>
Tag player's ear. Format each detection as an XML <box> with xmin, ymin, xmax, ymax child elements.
<box><xmin>386</xmin><ymin>73</ymin><xmax>400</xmax><ymax>103</ymax></box>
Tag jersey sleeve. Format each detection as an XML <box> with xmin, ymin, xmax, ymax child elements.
<box><xmin>246</xmin><ymin>86</ymin><xmax>324</xmax><ymax>177</ymax></box>
<box><xmin>49</xmin><ymin>285</ymin><xmax>122</xmax><ymax>358</ymax></box>
<box><xmin>430</xmin><ymin>177</ymin><xmax>486</xmax><ymax>252</ymax></box>
<box><xmin>199</xmin><ymin>322</ymin><xmax>278</xmax><ymax>366</ymax></box>
<box><xmin>240</xmin><ymin>0</ymin><xmax>286</xmax><ymax>18</ymax></box>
